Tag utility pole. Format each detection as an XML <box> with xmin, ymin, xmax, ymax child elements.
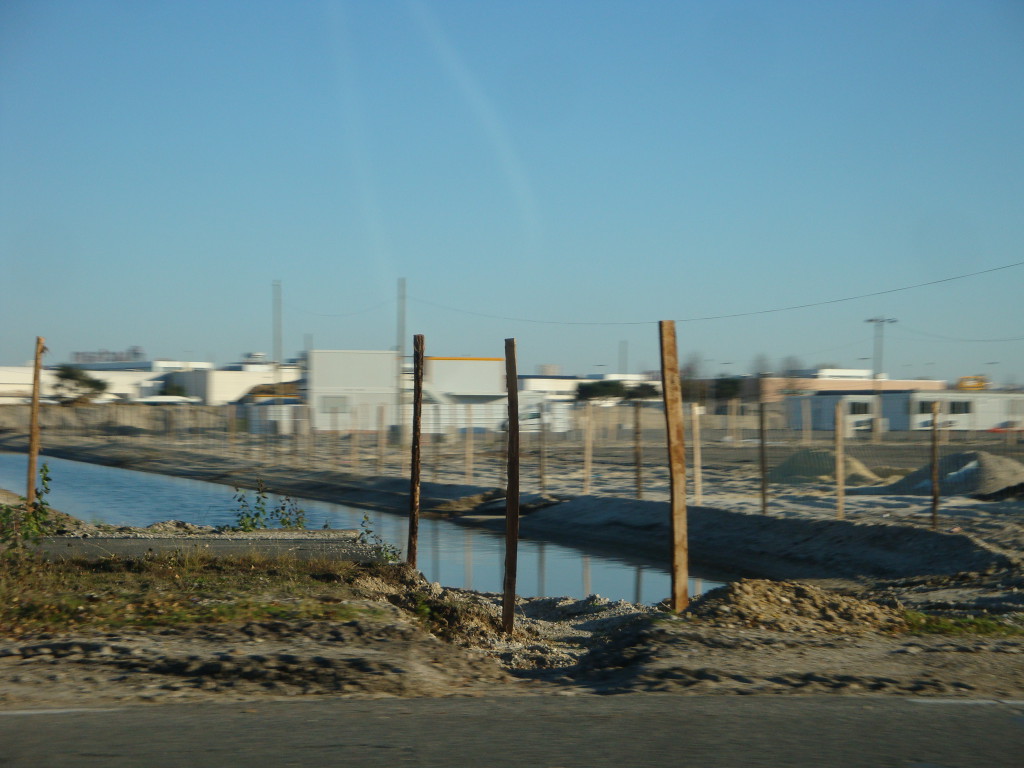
<box><xmin>866</xmin><ymin>317</ymin><xmax>896</xmax><ymax>440</ymax></box>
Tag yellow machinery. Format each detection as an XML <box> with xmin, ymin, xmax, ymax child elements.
<box><xmin>956</xmin><ymin>375</ymin><xmax>989</xmax><ymax>391</ymax></box>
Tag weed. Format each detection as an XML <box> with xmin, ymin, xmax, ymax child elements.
<box><xmin>224</xmin><ymin>480</ymin><xmax>306</xmax><ymax>532</ymax></box>
<box><xmin>0</xmin><ymin>464</ymin><xmax>55</xmax><ymax>552</ymax></box>
<box><xmin>357</xmin><ymin>514</ymin><xmax>402</xmax><ymax>563</ymax></box>
<box><xmin>904</xmin><ymin>611</ymin><xmax>1024</xmax><ymax>636</ymax></box>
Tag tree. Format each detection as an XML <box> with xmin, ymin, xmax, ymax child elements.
<box><xmin>624</xmin><ymin>383</ymin><xmax>659</xmax><ymax>400</ymax></box>
<box><xmin>750</xmin><ymin>354</ymin><xmax>772</xmax><ymax>376</ymax></box>
<box><xmin>53</xmin><ymin>365</ymin><xmax>108</xmax><ymax>404</ymax></box>
<box><xmin>778</xmin><ymin>355</ymin><xmax>805</xmax><ymax>377</ymax></box>
<box><xmin>576</xmin><ymin>380</ymin><xmax>627</xmax><ymax>401</ymax></box>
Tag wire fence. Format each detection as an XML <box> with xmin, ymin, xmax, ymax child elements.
<box><xmin>1</xmin><ymin>402</ymin><xmax>1020</xmax><ymax>511</ymax></box>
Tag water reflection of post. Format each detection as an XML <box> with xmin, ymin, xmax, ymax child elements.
<box><xmin>537</xmin><ymin>542</ymin><xmax>546</xmax><ymax>597</ymax></box>
<box><xmin>463</xmin><ymin>527</ymin><xmax>473</xmax><ymax>589</ymax></box>
<box><xmin>431</xmin><ymin>520</ymin><xmax>440</xmax><ymax>584</ymax></box>
<box><xmin>634</xmin><ymin>566</ymin><xmax>643</xmax><ymax>605</ymax></box>
<box><xmin>582</xmin><ymin>555</ymin><xmax>591</xmax><ymax>597</ymax></box>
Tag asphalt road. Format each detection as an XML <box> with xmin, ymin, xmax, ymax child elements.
<box><xmin>2</xmin><ymin>695</ymin><xmax>1022</xmax><ymax>768</ymax></box>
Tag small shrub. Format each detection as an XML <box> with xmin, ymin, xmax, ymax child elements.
<box><xmin>0</xmin><ymin>463</ymin><xmax>55</xmax><ymax>552</ymax></box>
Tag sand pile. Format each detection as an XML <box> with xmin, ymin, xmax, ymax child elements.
<box><xmin>685</xmin><ymin>579</ymin><xmax>907</xmax><ymax>634</ymax></box>
<box><xmin>768</xmin><ymin>449</ymin><xmax>880</xmax><ymax>485</ymax></box>
<box><xmin>850</xmin><ymin>451</ymin><xmax>1024</xmax><ymax>500</ymax></box>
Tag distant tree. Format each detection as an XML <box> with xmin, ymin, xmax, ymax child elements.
<box><xmin>750</xmin><ymin>354</ymin><xmax>772</xmax><ymax>376</ymax></box>
<box><xmin>53</xmin><ymin>365</ymin><xmax>108</xmax><ymax>404</ymax></box>
<box><xmin>160</xmin><ymin>381</ymin><xmax>188</xmax><ymax>397</ymax></box>
<box><xmin>576</xmin><ymin>380</ymin><xmax>627</xmax><ymax>401</ymax></box>
<box><xmin>778</xmin><ymin>355</ymin><xmax>805</xmax><ymax>377</ymax></box>
<box><xmin>624</xmin><ymin>383</ymin><xmax>659</xmax><ymax>400</ymax></box>
<box><xmin>712</xmin><ymin>376</ymin><xmax>742</xmax><ymax>401</ymax></box>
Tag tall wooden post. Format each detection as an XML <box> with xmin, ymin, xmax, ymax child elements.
<box><xmin>691</xmin><ymin>402</ymin><xmax>703</xmax><ymax>505</ymax></box>
<box><xmin>583</xmin><ymin>402</ymin><xmax>594</xmax><ymax>494</ymax></box>
<box><xmin>407</xmin><ymin>335</ymin><xmax>424</xmax><ymax>568</ymax></box>
<box><xmin>25</xmin><ymin>336</ymin><xmax>46</xmax><ymax>508</ymax></box>
<box><xmin>633</xmin><ymin>399</ymin><xmax>643</xmax><ymax>500</ymax></box>
<box><xmin>759</xmin><ymin>390</ymin><xmax>769</xmax><ymax>516</ymax></box>
<box><xmin>502</xmin><ymin>338</ymin><xmax>520</xmax><ymax>634</ymax></box>
<box><xmin>659</xmin><ymin>321</ymin><xmax>689</xmax><ymax>613</ymax></box>
<box><xmin>834</xmin><ymin>400</ymin><xmax>846</xmax><ymax>520</ymax></box>
<box><xmin>464</xmin><ymin>404</ymin><xmax>474</xmax><ymax>483</ymax></box>
<box><xmin>931</xmin><ymin>400</ymin><xmax>940</xmax><ymax>532</ymax></box>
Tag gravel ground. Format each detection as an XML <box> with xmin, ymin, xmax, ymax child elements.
<box><xmin>2</xmin><ymin>433</ymin><xmax>1024</xmax><ymax>707</ymax></box>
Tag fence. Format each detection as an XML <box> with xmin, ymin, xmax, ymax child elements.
<box><xmin>1</xmin><ymin>402</ymin><xmax>1020</xmax><ymax>511</ymax></box>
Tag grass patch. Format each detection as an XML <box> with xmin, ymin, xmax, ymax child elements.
<box><xmin>0</xmin><ymin>550</ymin><xmax>387</xmax><ymax>637</ymax></box>
<box><xmin>904</xmin><ymin>610</ymin><xmax>1024</xmax><ymax>636</ymax></box>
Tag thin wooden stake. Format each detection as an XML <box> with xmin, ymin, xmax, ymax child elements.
<box><xmin>835</xmin><ymin>399</ymin><xmax>846</xmax><ymax>520</ymax></box>
<box><xmin>464</xmin><ymin>404</ymin><xmax>474</xmax><ymax>483</ymax></box>
<box><xmin>502</xmin><ymin>338</ymin><xmax>520</xmax><ymax>634</ymax></box>
<box><xmin>583</xmin><ymin>402</ymin><xmax>593</xmax><ymax>494</ymax></box>
<box><xmin>659</xmin><ymin>321</ymin><xmax>688</xmax><ymax>613</ymax></box>
<box><xmin>931</xmin><ymin>400</ymin><xmax>940</xmax><ymax>532</ymax></box>
<box><xmin>407</xmin><ymin>334</ymin><xmax>424</xmax><ymax>568</ymax></box>
<box><xmin>802</xmin><ymin>398</ymin><xmax>811</xmax><ymax>445</ymax></box>
<box><xmin>691</xmin><ymin>402</ymin><xmax>703</xmax><ymax>505</ymax></box>
<box><xmin>759</xmin><ymin>395</ymin><xmax>769</xmax><ymax>516</ymax></box>
<box><xmin>633</xmin><ymin>400</ymin><xmax>643</xmax><ymax>500</ymax></box>
<box><xmin>25</xmin><ymin>336</ymin><xmax>46</xmax><ymax>511</ymax></box>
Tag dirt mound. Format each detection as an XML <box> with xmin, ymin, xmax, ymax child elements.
<box><xmin>851</xmin><ymin>451</ymin><xmax>1024</xmax><ymax>500</ymax></box>
<box><xmin>768</xmin><ymin>449</ymin><xmax>880</xmax><ymax>485</ymax></box>
<box><xmin>685</xmin><ymin>579</ymin><xmax>907</xmax><ymax>634</ymax></box>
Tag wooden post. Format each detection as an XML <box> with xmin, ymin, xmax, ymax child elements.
<box><xmin>691</xmin><ymin>402</ymin><xmax>703</xmax><ymax>505</ymax></box>
<box><xmin>728</xmin><ymin>397</ymin><xmax>739</xmax><ymax>443</ymax></box>
<box><xmin>759</xmin><ymin>394</ymin><xmax>769</xmax><ymax>516</ymax></box>
<box><xmin>502</xmin><ymin>338</ymin><xmax>520</xmax><ymax>634</ymax></box>
<box><xmin>802</xmin><ymin>398</ymin><xmax>811</xmax><ymax>445</ymax></box>
<box><xmin>407</xmin><ymin>334</ymin><xmax>424</xmax><ymax>568</ymax></box>
<box><xmin>464</xmin><ymin>404</ymin><xmax>474</xmax><ymax>483</ymax></box>
<box><xmin>376</xmin><ymin>404</ymin><xmax>386</xmax><ymax>475</ymax></box>
<box><xmin>351</xmin><ymin>405</ymin><xmax>362</xmax><ymax>474</ymax></box>
<box><xmin>834</xmin><ymin>400</ymin><xmax>846</xmax><ymax>520</ymax></box>
<box><xmin>538</xmin><ymin>401</ymin><xmax>547</xmax><ymax>495</ymax></box>
<box><xmin>25</xmin><ymin>336</ymin><xmax>46</xmax><ymax>509</ymax></box>
<box><xmin>583</xmin><ymin>402</ymin><xmax>593</xmax><ymax>494</ymax></box>
<box><xmin>659</xmin><ymin>321</ymin><xmax>689</xmax><ymax>613</ymax></box>
<box><xmin>931</xmin><ymin>400</ymin><xmax>940</xmax><ymax>532</ymax></box>
<box><xmin>633</xmin><ymin>399</ymin><xmax>643</xmax><ymax>500</ymax></box>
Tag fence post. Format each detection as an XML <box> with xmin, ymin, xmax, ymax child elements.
<box><xmin>25</xmin><ymin>336</ymin><xmax>46</xmax><ymax>510</ymax></box>
<box><xmin>407</xmin><ymin>335</ymin><xmax>424</xmax><ymax>568</ymax></box>
<box><xmin>659</xmin><ymin>321</ymin><xmax>689</xmax><ymax>613</ymax></box>
<box><xmin>464</xmin><ymin>404</ymin><xmax>474</xmax><ymax>483</ymax></box>
<box><xmin>633</xmin><ymin>399</ymin><xmax>643</xmax><ymax>500</ymax></box>
<box><xmin>691</xmin><ymin>402</ymin><xmax>703</xmax><ymax>505</ymax></box>
<box><xmin>835</xmin><ymin>400</ymin><xmax>846</xmax><ymax>520</ymax></box>
<box><xmin>538</xmin><ymin>400</ymin><xmax>547</xmax><ymax>495</ymax></box>
<box><xmin>802</xmin><ymin>398</ymin><xmax>811</xmax><ymax>445</ymax></box>
<box><xmin>728</xmin><ymin>397</ymin><xmax>739</xmax><ymax>443</ymax></box>
<box><xmin>759</xmin><ymin>384</ymin><xmax>768</xmax><ymax>516</ymax></box>
<box><xmin>582</xmin><ymin>402</ymin><xmax>594</xmax><ymax>494</ymax></box>
<box><xmin>931</xmin><ymin>400</ymin><xmax>940</xmax><ymax>532</ymax></box>
<box><xmin>502</xmin><ymin>338</ymin><xmax>521</xmax><ymax>634</ymax></box>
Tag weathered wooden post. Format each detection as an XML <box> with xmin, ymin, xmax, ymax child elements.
<box><xmin>407</xmin><ymin>335</ymin><xmax>425</xmax><ymax>568</ymax></box>
<box><xmin>633</xmin><ymin>399</ymin><xmax>643</xmax><ymax>500</ymax></box>
<box><xmin>583</xmin><ymin>402</ymin><xmax>594</xmax><ymax>494</ymax></box>
<box><xmin>502</xmin><ymin>338</ymin><xmax>520</xmax><ymax>634</ymax></box>
<box><xmin>25</xmin><ymin>336</ymin><xmax>46</xmax><ymax>511</ymax></box>
<box><xmin>691</xmin><ymin>402</ymin><xmax>703</xmax><ymax>505</ymax></box>
<box><xmin>659</xmin><ymin>321</ymin><xmax>689</xmax><ymax>612</ymax></box>
<box><xmin>835</xmin><ymin>399</ymin><xmax>846</xmax><ymax>520</ymax></box>
<box><xmin>759</xmin><ymin>378</ymin><xmax>769</xmax><ymax>516</ymax></box>
<box><xmin>931</xmin><ymin>400</ymin><xmax>940</xmax><ymax>532</ymax></box>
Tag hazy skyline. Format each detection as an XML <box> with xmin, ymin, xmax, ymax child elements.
<box><xmin>2</xmin><ymin>1</ymin><xmax>1022</xmax><ymax>384</ymax></box>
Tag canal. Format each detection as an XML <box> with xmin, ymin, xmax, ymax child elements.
<box><xmin>0</xmin><ymin>453</ymin><xmax>722</xmax><ymax>604</ymax></box>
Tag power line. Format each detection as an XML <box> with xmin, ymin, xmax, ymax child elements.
<box><xmin>409</xmin><ymin>259</ymin><xmax>1024</xmax><ymax>327</ymax></box>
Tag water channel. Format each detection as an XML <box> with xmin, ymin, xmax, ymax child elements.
<box><xmin>0</xmin><ymin>453</ymin><xmax>722</xmax><ymax>604</ymax></box>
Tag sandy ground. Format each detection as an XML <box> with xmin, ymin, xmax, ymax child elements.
<box><xmin>2</xmin><ymin>432</ymin><xmax>1023</xmax><ymax>707</ymax></box>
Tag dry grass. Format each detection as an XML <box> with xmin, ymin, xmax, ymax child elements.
<box><xmin>0</xmin><ymin>550</ymin><xmax>388</xmax><ymax>637</ymax></box>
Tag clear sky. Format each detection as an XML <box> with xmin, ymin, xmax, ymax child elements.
<box><xmin>2</xmin><ymin>0</ymin><xmax>1022</xmax><ymax>385</ymax></box>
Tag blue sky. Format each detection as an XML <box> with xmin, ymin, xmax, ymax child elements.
<box><xmin>2</xmin><ymin>0</ymin><xmax>1022</xmax><ymax>384</ymax></box>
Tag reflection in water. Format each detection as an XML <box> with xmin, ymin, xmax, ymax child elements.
<box><xmin>0</xmin><ymin>453</ymin><xmax>725</xmax><ymax>604</ymax></box>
